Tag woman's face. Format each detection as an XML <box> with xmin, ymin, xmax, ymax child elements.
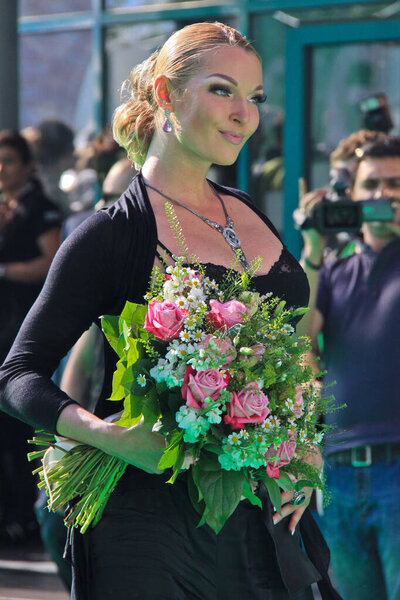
<box><xmin>171</xmin><ymin>45</ymin><xmax>265</xmax><ymax>167</ymax></box>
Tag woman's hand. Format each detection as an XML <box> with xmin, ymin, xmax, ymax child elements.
<box><xmin>56</xmin><ymin>404</ymin><xmax>166</xmax><ymax>475</ymax></box>
<box><xmin>273</xmin><ymin>486</ymin><xmax>313</xmax><ymax>535</ymax></box>
<box><xmin>111</xmin><ymin>419</ymin><xmax>166</xmax><ymax>474</ymax></box>
<box><xmin>273</xmin><ymin>445</ymin><xmax>322</xmax><ymax>534</ymax></box>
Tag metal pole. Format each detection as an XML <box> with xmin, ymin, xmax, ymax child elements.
<box><xmin>0</xmin><ymin>0</ymin><xmax>18</xmax><ymax>129</ymax></box>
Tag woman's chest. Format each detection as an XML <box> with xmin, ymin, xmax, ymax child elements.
<box><xmin>152</xmin><ymin>197</ymin><xmax>282</xmax><ymax>275</ymax></box>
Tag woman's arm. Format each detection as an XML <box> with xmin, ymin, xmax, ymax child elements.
<box><xmin>0</xmin><ymin>209</ymin><xmax>165</xmax><ymax>472</ymax></box>
<box><xmin>56</xmin><ymin>404</ymin><xmax>165</xmax><ymax>474</ymax></box>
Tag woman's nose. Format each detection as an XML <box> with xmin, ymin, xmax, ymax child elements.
<box><xmin>231</xmin><ymin>96</ymin><xmax>249</xmax><ymax>124</ymax></box>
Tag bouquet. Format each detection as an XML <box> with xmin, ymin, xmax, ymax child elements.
<box><xmin>30</xmin><ymin>253</ymin><xmax>334</xmax><ymax>535</ymax></box>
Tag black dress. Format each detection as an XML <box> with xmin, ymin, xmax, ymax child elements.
<box><xmin>0</xmin><ymin>173</ymin><xmax>339</xmax><ymax>600</ymax></box>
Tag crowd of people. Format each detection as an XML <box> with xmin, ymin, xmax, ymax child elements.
<box><xmin>0</xmin><ymin>19</ymin><xmax>399</xmax><ymax>600</ymax></box>
<box><xmin>0</xmin><ymin>123</ymin><xmax>134</xmax><ymax>548</ymax></box>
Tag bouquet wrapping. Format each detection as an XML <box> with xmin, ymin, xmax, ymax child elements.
<box><xmin>30</xmin><ymin>256</ymin><xmax>334</xmax><ymax>534</ymax></box>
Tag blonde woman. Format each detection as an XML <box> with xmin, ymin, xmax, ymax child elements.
<box><xmin>0</xmin><ymin>22</ymin><xmax>339</xmax><ymax>600</ymax></box>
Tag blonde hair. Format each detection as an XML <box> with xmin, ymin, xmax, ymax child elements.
<box><xmin>112</xmin><ymin>22</ymin><xmax>259</xmax><ymax>167</ymax></box>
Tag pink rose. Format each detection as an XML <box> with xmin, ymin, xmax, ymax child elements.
<box><xmin>144</xmin><ymin>300</ymin><xmax>186</xmax><ymax>341</ymax></box>
<box><xmin>250</xmin><ymin>343</ymin><xmax>265</xmax><ymax>356</ymax></box>
<box><xmin>240</xmin><ymin>343</ymin><xmax>265</xmax><ymax>367</ymax></box>
<box><xmin>206</xmin><ymin>299</ymin><xmax>247</xmax><ymax>330</ymax></box>
<box><xmin>265</xmin><ymin>435</ymin><xmax>297</xmax><ymax>479</ymax></box>
<box><xmin>224</xmin><ymin>382</ymin><xmax>270</xmax><ymax>430</ymax></box>
<box><xmin>266</xmin><ymin>463</ymin><xmax>281</xmax><ymax>479</ymax></box>
<box><xmin>294</xmin><ymin>385</ymin><xmax>304</xmax><ymax>418</ymax></box>
<box><xmin>181</xmin><ymin>366</ymin><xmax>230</xmax><ymax>409</ymax></box>
<box><xmin>199</xmin><ymin>334</ymin><xmax>237</xmax><ymax>365</ymax></box>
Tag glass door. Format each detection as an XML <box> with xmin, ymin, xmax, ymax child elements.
<box><xmin>284</xmin><ymin>20</ymin><xmax>400</xmax><ymax>256</ymax></box>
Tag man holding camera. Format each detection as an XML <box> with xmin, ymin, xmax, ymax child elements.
<box><xmin>297</xmin><ymin>136</ymin><xmax>400</xmax><ymax>600</ymax></box>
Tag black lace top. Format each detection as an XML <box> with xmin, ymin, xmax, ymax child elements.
<box><xmin>157</xmin><ymin>244</ymin><xmax>310</xmax><ymax>311</ymax></box>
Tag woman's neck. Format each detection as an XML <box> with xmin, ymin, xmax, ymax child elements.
<box><xmin>142</xmin><ymin>140</ymin><xmax>215</xmax><ymax>210</ymax></box>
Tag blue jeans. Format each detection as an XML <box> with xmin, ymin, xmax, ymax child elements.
<box><xmin>318</xmin><ymin>457</ymin><xmax>400</xmax><ymax>600</ymax></box>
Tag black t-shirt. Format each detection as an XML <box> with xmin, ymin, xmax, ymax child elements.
<box><xmin>317</xmin><ymin>238</ymin><xmax>400</xmax><ymax>453</ymax></box>
<box><xmin>0</xmin><ymin>179</ymin><xmax>62</xmax><ymax>361</ymax></box>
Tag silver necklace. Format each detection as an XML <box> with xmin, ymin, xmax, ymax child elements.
<box><xmin>145</xmin><ymin>181</ymin><xmax>250</xmax><ymax>273</ymax></box>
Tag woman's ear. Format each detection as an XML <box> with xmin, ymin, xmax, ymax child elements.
<box><xmin>154</xmin><ymin>74</ymin><xmax>173</xmax><ymax>110</ymax></box>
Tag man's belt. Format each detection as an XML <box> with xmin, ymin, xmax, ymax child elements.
<box><xmin>327</xmin><ymin>443</ymin><xmax>400</xmax><ymax>467</ymax></box>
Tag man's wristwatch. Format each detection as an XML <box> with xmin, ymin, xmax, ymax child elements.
<box><xmin>0</xmin><ymin>264</ymin><xmax>6</xmax><ymax>278</ymax></box>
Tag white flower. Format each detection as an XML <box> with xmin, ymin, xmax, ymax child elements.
<box><xmin>299</xmin><ymin>430</ymin><xmax>308</xmax><ymax>442</ymax></box>
<box><xmin>184</xmin><ymin>316</ymin><xmax>197</xmax><ymax>330</ymax></box>
<box><xmin>280</xmin><ymin>324</ymin><xmax>294</xmax><ymax>335</ymax></box>
<box><xmin>175</xmin><ymin>296</ymin><xmax>188</xmax><ymax>310</ymax></box>
<box><xmin>228</xmin><ymin>432</ymin><xmax>242</xmax><ymax>446</ymax></box>
<box><xmin>313</xmin><ymin>432</ymin><xmax>324</xmax><ymax>444</ymax></box>
<box><xmin>179</xmin><ymin>330</ymin><xmax>192</xmax><ymax>342</ymax></box>
<box><xmin>205</xmin><ymin>407</ymin><xmax>222</xmax><ymax>424</ymax></box>
<box><xmin>136</xmin><ymin>374</ymin><xmax>147</xmax><ymax>387</ymax></box>
<box><xmin>285</xmin><ymin>398</ymin><xmax>295</xmax><ymax>411</ymax></box>
<box><xmin>193</xmin><ymin>330</ymin><xmax>205</xmax><ymax>342</ymax></box>
<box><xmin>269</xmin><ymin>415</ymin><xmax>281</xmax><ymax>428</ymax></box>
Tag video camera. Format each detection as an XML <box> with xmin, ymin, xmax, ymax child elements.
<box><xmin>295</xmin><ymin>172</ymin><xmax>395</xmax><ymax>234</ymax></box>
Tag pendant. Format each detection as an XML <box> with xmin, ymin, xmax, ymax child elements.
<box><xmin>223</xmin><ymin>226</ymin><xmax>242</xmax><ymax>250</ymax></box>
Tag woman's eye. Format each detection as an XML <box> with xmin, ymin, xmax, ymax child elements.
<box><xmin>209</xmin><ymin>84</ymin><xmax>232</xmax><ymax>97</ymax></box>
<box><xmin>250</xmin><ymin>93</ymin><xmax>267</xmax><ymax>105</ymax></box>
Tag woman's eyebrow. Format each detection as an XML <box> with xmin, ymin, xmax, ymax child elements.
<box><xmin>205</xmin><ymin>73</ymin><xmax>264</xmax><ymax>91</ymax></box>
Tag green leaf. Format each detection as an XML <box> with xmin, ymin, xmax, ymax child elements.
<box><xmin>295</xmin><ymin>479</ymin><xmax>313</xmax><ymax>491</ymax></box>
<box><xmin>120</xmin><ymin>359</ymin><xmax>153</xmax><ymax>395</ymax></box>
<box><xmin>165</xmin><ymin>447</ymin><xmax>185</xmax><ymax>484</ymax></box>
<box><xmin>120</xmin><ymin>392</ymin><xmax>143</xmax><ymax>424</ymax></box>
<box><xmin>277</xmin><ymin>471</ymin><xmax>294</xmax><ymax>493</ymax></box>
<box><xmin>142</xmin><ymin>388</ymin><xmax>161</xmax><ymax>425</ymax></box>
<box><xmin>191</xmin><ymin>463</ymin><xmax>203</xmax><ymax>502</ymax></box>
<box><xmin>115</xmin><ymin>412</ymin><xmax>142</xmax><ymax>428</ymax></box>
<box><xmin>291</xmin><ymin>306</ymin><xmax>309</xmax><ymax>318</ymax></box>
<box><xmin>109</xmin><ymin>358</ymin><xmax>127</xmax><ymax>401</ymax></box>
<box><xmin>101</xmin><ymin>315</ymin><xmax>121</xmax><ymax>354</ymax></box>
<box><xmin>125</xmin><ymin>338</ymin><xmax>141</xmax><ymax>367</ymax></box>
<box><xmin>187</xmin><ymin>470</ymin><xmax>205</xmax><ymax>513</ymax></box>
<box><xmin>197</xmin><ymin>456</ymin><xmax>245</xmax><ymax>533</ymax></box>
<box><xmin>242</xmin><ymin>481</ymin><xmax>262</xmax><ymax>509</ymax></box>
<box><xmin>262</xmin><ymin>476</ymin><xmax>282</xmax><ymax>515</ymax></box>
<box><xmin>158</xmin><ymin>438</ymin><xmax>183</xmax><ymax>470</ymax></box>
<box><xmin>198</xmin><ymin>453</ymin><xmax>223</xmax><ymax>472</ymax></box>
<box><xmin>273</xmin><ymin>300</ymin><xmax>286</xmax><ymax>319</ymax></box>
<box><xmin>120</xmin><ymin>302</ymin><xmax>148</xmax><ymax>338</ymax></box>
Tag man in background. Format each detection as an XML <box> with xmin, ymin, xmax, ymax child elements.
<box><xmin>297</xmin><ymin>135</ymin><xmax>400</xmax><ymax>599</ymax></box>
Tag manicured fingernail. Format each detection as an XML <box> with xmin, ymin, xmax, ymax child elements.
<box><xmin>291</xmin><ymin>528</ymin><xmax>296</xmax><ymax>536</ymax></box>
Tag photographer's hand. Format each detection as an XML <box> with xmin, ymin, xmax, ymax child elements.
<box><xmin>298</xmin><ymin>188</ymin><xmax>328</xmax><ymax>265</ymax></box>
<box><xmin>295</xmin><ymin>186</ymin><xmax>327</xmax><ymax>340</ymax></box>
<box><xmin>386</xmin><ymin>199</ymin><xmax>400</xmax><ymax>237</ymax></box>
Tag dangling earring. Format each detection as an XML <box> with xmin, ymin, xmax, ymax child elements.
<box><xmin>162</xmin><ymin>109</ymin><xmax>173</xmax><ymax>133</ymax></box>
